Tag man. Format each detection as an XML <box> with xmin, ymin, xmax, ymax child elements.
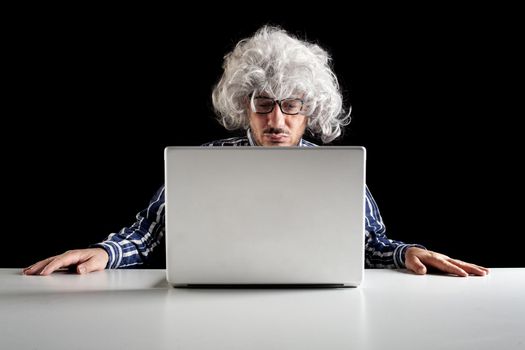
<box><xmin>24</xmin><ymin>25</ymin><xmax>489</xmax><ymax>277</ymax></box>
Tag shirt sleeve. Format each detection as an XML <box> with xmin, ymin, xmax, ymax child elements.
<box><xmin>364</xmin><ymin>185</ymin><xmax>425</xmax><ymax>269</ymax></box>
<box><xmin>90</xmin><ymin>186</ymin><xmax>166</xmax><ymax>269</ymax></box>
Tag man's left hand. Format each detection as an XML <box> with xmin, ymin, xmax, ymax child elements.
<box><xmin>405</xmin><ymin>247</ymin><xmax>489</xmax><ymax>277</ymax></box>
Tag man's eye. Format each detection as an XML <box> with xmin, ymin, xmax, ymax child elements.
<box><xmin>283</xmin><ymin>101</ymin><xmax>300</xmax><ymax>108</ymax></box>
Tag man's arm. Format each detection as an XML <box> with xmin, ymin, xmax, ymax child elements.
<box><xmin>364</xmin><ymin>186</ymin><xmax>423</xmax><ymax>269</ymax></box>
<box><xmin>24</xmin><ymin>186</ymin><xmax>166</xmax><ymax>275</ymax></box>
<box><xmin>90</xmin><ymin>186</ymin><xmax>166</xmax><ymax>269</ymax></box>
<box><xmin>364</xmin><ymin>186</ymin><xmax>489</xmax><ymax>276</ymax></box>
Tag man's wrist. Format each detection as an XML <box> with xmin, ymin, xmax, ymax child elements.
<box><xmin>394</xmin><ymin>244</ymin><xmax>427</xmax><ymax>268</ymax></box>
<box><xmin>89</xmin><ymin>242</ymin><xmax>121</xmax><ymax>269</ymax></box>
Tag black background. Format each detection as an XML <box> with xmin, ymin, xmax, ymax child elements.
<box><xmin>4</xmin><ymin>8</ymin><xmax>522</xmax><ymax>269</ymax></box>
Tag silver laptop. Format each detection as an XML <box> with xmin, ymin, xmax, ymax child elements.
<box><xmin>164</xmin><ymin>146</ymin><xmax>366</xmax><ymax>287</ymax></box>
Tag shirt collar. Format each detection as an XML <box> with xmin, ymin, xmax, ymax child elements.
<box><xmin>246</xmin><ymin>128</ymin><xmax>257</xmax><ymax>146</ymax></box>
<box><xmin>246</xmin><ymin>128</ymin><xmax>306</xmax><ymax>147</ymax></box>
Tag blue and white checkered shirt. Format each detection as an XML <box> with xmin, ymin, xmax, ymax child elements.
<box><xmin>92</xmin><ymin>129</ymin><xmax>422</xmax><ymax>269</ymax></box>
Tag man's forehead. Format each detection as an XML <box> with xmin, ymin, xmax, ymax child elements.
<box><xmin>256</xmin><ymin>90</ymin><xmax>304</xmax><ymax>99</ymax></box>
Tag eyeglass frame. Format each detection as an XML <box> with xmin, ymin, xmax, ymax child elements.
<box><xmin>249</xmin><ymin>94</ymin><xmax>305</xmax><ymax>115</ymax></box>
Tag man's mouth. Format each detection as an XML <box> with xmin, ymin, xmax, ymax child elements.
<box><xmin>264</xmin><ymin>133</ymin><xmax>289</xmax><ymax>142</ymax></box>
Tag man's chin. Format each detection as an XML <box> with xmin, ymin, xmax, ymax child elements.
<box><xmin>260</xmin><ymin>140</ymin><xmax>295</xmax><ymax>147</ymax></box>
<box><xmin>263</xmin><ymin>142</ymin><xmax>292</xmax><ymax>147</ymax></box>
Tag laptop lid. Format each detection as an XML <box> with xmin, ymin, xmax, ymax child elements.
<box><xmin>164</xmin><ymin>147</ymin><xmax>366</xmax><ymax>287</ymax></box>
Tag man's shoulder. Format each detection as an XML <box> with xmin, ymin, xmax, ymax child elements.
<box><xmin>201</xmin><ymin>136</ymin><xmax>251</xmax><ymax>147</ymax></box>
<box><xmin>201</xmin><ymin>136</ymin><xmax>319</xmax><ymax>147</ymax></box>
<box><xmin>300</xmin><ymin>139</ymin><xmax>318</xmax><ymax>147</ymax></box>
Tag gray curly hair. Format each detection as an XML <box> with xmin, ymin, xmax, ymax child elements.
<box><xmin>212</xmin><ymin>25</ymin><xmax>351</xmax><ymax>143</ymax></box>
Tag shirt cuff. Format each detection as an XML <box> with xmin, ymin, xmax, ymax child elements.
<box><xmin>89</xmin><ymin>241</ymin><xmax>123</xmax><ymax>269</ymax></box>
<box><xmin>393</xmin><ymin>244</ymin><xmax>427</xmax><ymax>269</ymax></box>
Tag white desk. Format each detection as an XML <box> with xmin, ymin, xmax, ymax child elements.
<box><xmin>1</xmin><ymin>268</ymin><xmax>523</xmax><ymax>350</ymax></box>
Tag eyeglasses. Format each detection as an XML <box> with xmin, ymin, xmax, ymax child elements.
<box><xmin>252</xmin><ymin>96</ymin><xmax>304</xmax><ymax>115</ymax></box>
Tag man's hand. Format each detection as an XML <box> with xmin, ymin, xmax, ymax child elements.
<box><xmin>23</xmin><ymin>248</ymin><xmax>109</xmax><ymax>276</ymax></box>
<box><xmin>405</xmin><ymin>247</ymin><xmax>489</xmax><ymax>277</ymax></box>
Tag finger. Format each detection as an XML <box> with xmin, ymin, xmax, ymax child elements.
<box><xmin>450</xmin><ymin>259</ymin><xmax>489</xmax><ymax>276</ymax></box>
<box><xmin>76</xmin><ymin>252</ymin><xmax>106</xmax><ymax>274</ymax></box>
<box><xmin>427</xmin><ymin>258</ymin><xmax>468</xmax><ymax>277</ymax></box>
<box><xmin>405</xmin><ymin>254</ymin><xmax>427</xmax><ymax>275</ymax></box>
<box><xmin>23</xmin><ymin>259</ymin><xmax>48</xmax><ymax>273</ymax></box>
<box><xmin>77</xmin><ymin>259</ymin><xmax>103</xmax><ymax>274</ymax></box>
<box><xmin>23</xmin><ymin>263</ymin><xmax>37</xmax><ymax>274</ymax></box>
<box><xmin>40</xmin><ymin>252</ymin><xmax>83</xmax><ymax>276</ymax></box>
<box><xmin>472</xmin><ymin>264</ymin><xmax>490</xmax><ymax>274</ymax></box>
<box><xmin>23</xmin><ymin>257</ymin><xmax>55</xmax><ymax>275</ymax></box>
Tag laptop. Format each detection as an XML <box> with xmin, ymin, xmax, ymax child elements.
<box><xmin>164</xmin><ymin>146</ymin><xmax>366</xmax><ymax>287</ymax></box>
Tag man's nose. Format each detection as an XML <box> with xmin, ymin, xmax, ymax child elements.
<box><xmin>267</xmin><ymin>103</ymin><xmax>286</xmax><ymax>128</ymax></box>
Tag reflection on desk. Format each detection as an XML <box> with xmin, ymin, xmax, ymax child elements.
<box><xmin>1</xmin><ymin>268</ymin><xmax>524</xmax><ymax>350</ymax></box>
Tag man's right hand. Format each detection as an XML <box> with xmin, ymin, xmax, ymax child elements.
<box><xmin>23</xmin><ymin>248</ymin><xmax>109</xmax><ymax>276</ymax></box>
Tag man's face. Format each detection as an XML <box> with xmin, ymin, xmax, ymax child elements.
<box><xmin>248</xmin><ymin>96</ymin><xmax>308</xmax><ymax>146</ymax></box>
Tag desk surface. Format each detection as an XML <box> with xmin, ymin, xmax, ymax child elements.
<box><xmin>1</xmin><ymin>268</ymin><xmax>524</xmax><ymax>350</ymax></box>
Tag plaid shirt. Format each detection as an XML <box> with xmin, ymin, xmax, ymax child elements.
<box><xmin>92</xmin><ymin>129</ymin><xmax>423</xmax><ymax>269</ymax></box>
